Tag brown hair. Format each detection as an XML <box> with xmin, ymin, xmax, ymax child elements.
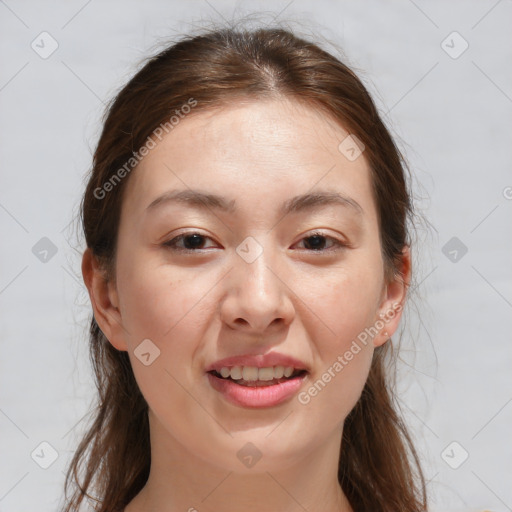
<box><xmin>62</xmin><ymin>25</ymin><xmax>427</xmax><ymax>512</ymax></box>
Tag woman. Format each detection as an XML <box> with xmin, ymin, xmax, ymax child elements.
<box><xmin>62</xmin><ymin>25</ymin><xmax>427</xmax><ymax>512</ymax></box>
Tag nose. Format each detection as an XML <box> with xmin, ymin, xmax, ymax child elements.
<box><xmin>220</xmin><ymin>240</ymin><xmax>295</xmax><ymax>334</ymax></box>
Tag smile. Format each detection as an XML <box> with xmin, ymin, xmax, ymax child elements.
<box><xmin>207</xmin><ymin>366</ymin><xmax>308</xmax><ymax>408</ymax></box>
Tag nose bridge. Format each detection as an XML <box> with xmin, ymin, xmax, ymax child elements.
<box><xmin>222</xmin><ymin>235</ymin><xmax>292</xmax><ymax>331</ymax></box>
<box><xmin>236</xmin><ymin>235</ymin><xmax>280</xmax><ymax>299</ymax></box>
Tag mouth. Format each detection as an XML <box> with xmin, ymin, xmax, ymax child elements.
<box><xmin>206</xmin><ymin>366</ymin><xmax>309</xmax><ymax>408</ymax></box>
<box><xmin>207</xmin><ymin>366</ymin><xmax>308</xmax><ymax>386</ymax></box>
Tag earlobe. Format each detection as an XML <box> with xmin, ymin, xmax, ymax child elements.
<box><xmin>374</xmin><ymin>246</ymin><xmax>411</xmax><ymax>347</ymax></box>
<box><xmin>81</xmin><ymin>248</ymin><xmax>128</xmax><ymax>351</ymax></box>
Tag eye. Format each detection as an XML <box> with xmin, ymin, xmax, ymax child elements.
<box><xmin>293</xmin><ymin>231</ymin><xmax>347</xmax><ymax>252</ymax></box>
<box><xmin>163</xmin><ymin>231</ymin><xmax>347</xmax><ymax>254</ymax></box>
<box><xmin>163</xmin><ymin>232</ymin><xmax>218</xmax><ymax>252</ymax></box>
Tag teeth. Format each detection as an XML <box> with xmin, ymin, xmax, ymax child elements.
<box><xmin>283</xmin><ymin>367</ymin><xmax>294</xmax><ymax>378</ymax></box>
<box><xmin>258</xmin><ymin>367</ymin><xmax>275</xmax><ymax>381</ymax></box>
<box><xmin>216</xmin><ymin>365</ymin><xmax>300</xmax><ymax>381</ymax></box>
<box><xmin>274</xmin><ymin>366</ymin><xmax>284</xmax><ymax>378</ymax></box>
<box><xmin>242</xmin><ymin>366</ymin><xmax>258</xmax><ymax>381</ymax></box>
<box><xmin>230</xmin><ymin>366</ymin><xmax>243</xmax><ymax>380</ymax></box>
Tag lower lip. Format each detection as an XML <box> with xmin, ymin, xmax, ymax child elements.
<box><xmin>207</xmin><ymin>372</ymin><xmax>307</xmax><ymax>408</ymax></box>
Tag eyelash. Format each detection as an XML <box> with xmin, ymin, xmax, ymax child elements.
<box><xmin>163</xmin><ymin>231</ymin><xmax>347</xmax><ymax>254</ymax></box>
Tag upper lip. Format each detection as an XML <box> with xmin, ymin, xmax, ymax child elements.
<box><xmin>205</xmin><ymin>352</ymin><xmax>309</xmax><ymax>373</ymax></box>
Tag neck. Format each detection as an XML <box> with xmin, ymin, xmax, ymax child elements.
<box><xmin>125</xmin><ymin>411</ymin><xmax>353</xmax><ymax>512</ymax></box>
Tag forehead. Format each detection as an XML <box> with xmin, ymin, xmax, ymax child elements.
<box><xmin>122</xmin><ymin>98</ymin><xmax>375</xmax><ymax>221</ymax></box>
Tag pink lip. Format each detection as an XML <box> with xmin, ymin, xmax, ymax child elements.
<box><xmin>205</xmin><ymin>352</ymin><xmax>309</xmax><ymax>373</ymax></box>
<box><xmin>207</xmin><ymin>372</ymin><xmax>308</xmax><ymax>408</ymax></box>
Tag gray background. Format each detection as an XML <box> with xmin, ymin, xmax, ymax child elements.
<box><xmin>1</xmin><ymin>1</ymin><xmax>511</xmax><ymax>511</ymax></box>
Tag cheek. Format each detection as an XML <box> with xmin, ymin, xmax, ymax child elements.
<box><xmin>296</xmin><ymin>343</ymin><xmax>373</xmax><ymax>443</ymax></box>
<box><xmin>117</xmin><ymin>256</ymin><xmax>217</xmax><ymax>343</ymax></box>
<box><xmin>298</xmin><ymin>276</ymin><xmax>377</xmax><ymax>424</ymax></box>
<box><xmin>114</xmin><ymin>264</ymin><xmax>213</xmax><ymax>422</ymax></box>
<box><xmin>120</xmin><ymin>269</ymin><xmax>215</xmax><ymax>439</ymax></box>
<box><xmin>287</xmin><ymin>265</ymin><xmax>380</xmax><ymax>427</ymax></box>
<box><xmin>299</xmin><ymin>259</ymin><xmax>383</xmax><ymax>342</ymax></box>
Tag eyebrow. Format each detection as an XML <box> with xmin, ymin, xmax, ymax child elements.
<box><xmin>145</xmin><ymin>188</ymin><xmax>363</xmax><ymax>217</ymax></box>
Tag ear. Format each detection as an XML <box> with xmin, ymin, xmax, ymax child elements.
<box><xmin>373</xmin><ymin>245</ymin><xmax>411</xmax><ymax>348</ymax></box>
<box><xmin>81</xmin><ymin>247</ymin><xmax>128</xmax><ymax>351</ymax></box>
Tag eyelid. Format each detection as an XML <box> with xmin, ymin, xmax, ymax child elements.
<box><xmin>162</xmin><ymin>231</ymin><xmax>218</xmax><ymax>251</ymax></box>
<box><xmin>293</xmin><ymin>230</ymin><xmax>349</xmax><ymax>252</ymax></box>
<box><xmin>163</xmin><ymin>230</ymin><xmax>349</xmax><ymax>253</ymax></box>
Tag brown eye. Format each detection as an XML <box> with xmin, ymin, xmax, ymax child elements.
<box><xmin>163</xmin><ymin>233</ymin><xmax>216</xmax><ymax>252</ymax></box>
<box><xmin>294</xmin><ymin>232</ymin><xmax>346</xmax><ymax>252</ymax></box>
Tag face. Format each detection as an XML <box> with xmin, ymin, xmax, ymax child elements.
<box><xmin>84</xmin><ymin>98</ymin><xmax>408</xmax><ymax>473</ymax></box>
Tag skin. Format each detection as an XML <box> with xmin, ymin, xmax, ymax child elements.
<box><xmin>82</xmin><ymin>97</ymin><xmax>410</xmax><ymax>512</ymax></box>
